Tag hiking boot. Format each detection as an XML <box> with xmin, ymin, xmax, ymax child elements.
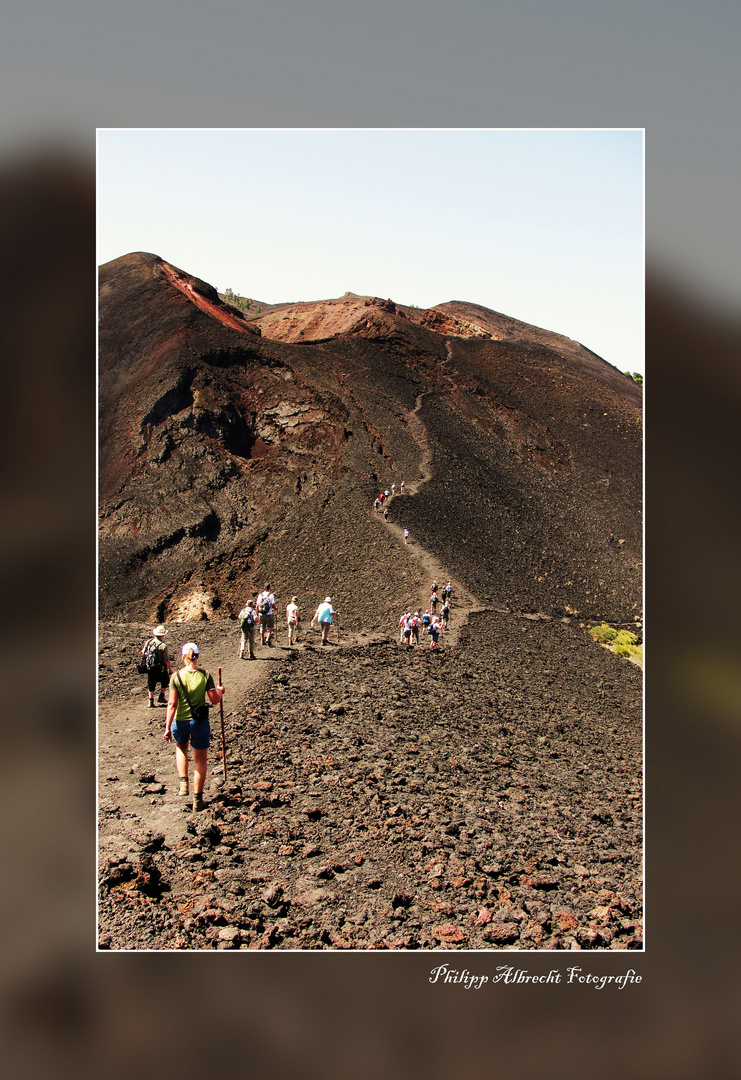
<box><xmin>179</xmin><ymin>777</ymin><xmax>189</xmax><ymax>797</ymax></box>
<box><xmin>157</xmin><ymin>691</ymin><xmax>166</xmax><ymax>704</ymax></box>
<box><xmin>193</xmin><ymin>792</ymin><xmax>205</xmax><ymax>812</ymax></box>
<box><xmin>148</xmin><ymin>698</ymin><xmax>155</xmax><ymax>708</ymax></box>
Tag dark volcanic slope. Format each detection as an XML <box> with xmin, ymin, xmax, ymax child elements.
<box><xmin>99</xmin><ymin>253</ymin><xmax>641</xmax><ymax>627</ymax></box>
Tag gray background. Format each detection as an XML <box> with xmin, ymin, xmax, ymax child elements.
<box><xmin>1</xmin><ymin>3</ymin><xmax>739</xmax><ymax>1077</ymax></box>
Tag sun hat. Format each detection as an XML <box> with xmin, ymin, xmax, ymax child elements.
<box><xmin>153</xmin><ymin>625</ymin><xmax>167</xmax><ymax>637</ymax></box>
<box><xmin>325</xmin><ymin>596</ymin><xmax>331</xmax><ymax>603</ymax></box>
<box><xmin>246</xmin><ymin>599</ymin><xmax>255</xmax><ymax>607</ymax></box>
<box><xmin>292</xmin><ymin>596</ymin><xmax>298</xmax><ymax>602</ymax></box>
<box><xmin>181</xmin><ymin>642</ymin><xmax>199</xmax><ymax>657</ymax></box>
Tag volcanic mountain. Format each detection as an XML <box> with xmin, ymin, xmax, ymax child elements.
<box><xmin>99</xmin><ymin>252</ymin><xmax>642</xmax><ymax>628</ymax></box>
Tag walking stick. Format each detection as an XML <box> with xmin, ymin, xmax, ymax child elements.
<box><xmin>217</xmin><ymin>666</ymin><xmax>227</xmax><ymax>781</ymax></box>
<box><xmin>336</xmin><ymin>613</ymin><xmax>341</xmax><ymax>646</ymax></box>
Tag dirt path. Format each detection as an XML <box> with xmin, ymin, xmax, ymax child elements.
<box><xmin>372</xmin><ymin>390</ymin><xmax>487</xmax><ymax>645</ymax></box>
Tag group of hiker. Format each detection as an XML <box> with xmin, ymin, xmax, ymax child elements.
<box><xmin>138</xmin><ymin>570</ymin><xmax>453</xmax><ymax>812</ymax></box>
<box><xmin>397</xmin><ymin>579</ymin><xmax>453</xmax><ymax>649</ymax></box>
<box><xmin>236</xmin><ymin>585</ymin><xmax>339</xmax><ymax>657</ymax></box>
<box><xmin>374</xmin><ymin>479</ymin><xmax>404</xmax><ymax>513</ymax></box>
<box><xmin>373</xmin><ymin>479</ymin><xmax>407</xmax><ymax>521</ymax></box>
<box><xmin>138</xmin><ymin>588</ymin><xmax>338</xmax><ymax>811</ymax></box>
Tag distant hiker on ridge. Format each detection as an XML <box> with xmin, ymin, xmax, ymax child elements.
<box><xmin>286</xmin><ymin>595</ymin><xmax>300</xmax><ymax>646</ymax></box>
<box><xmin>238</xmin><ymin>599</ymin><xmax>257</xmax><ymax>659</ymax></box>
<box><xmin>441</xmin><ymin>598</ymin><xmax>451</xmax><ymax>629</ymax></box>
<box><xmin>256</xmin><ymin>583</ymin><xmax>276</xmax><ymax>647</ymax></box>
<box><xmin>311</xmin><ymin>596</ymin><xmax>337</xmax><ymax>645</ymax></box>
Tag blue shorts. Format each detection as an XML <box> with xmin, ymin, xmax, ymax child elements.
<box><xmin>171</xmin><ymin>717</ymin><xmax>211</xmax><ymax>750</ymax></box>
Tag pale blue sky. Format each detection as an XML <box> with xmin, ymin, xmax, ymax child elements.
<box><xmin>97</xmin><ymin>128</ymin><xmax>644</xmax><ymax>375</ymax></box>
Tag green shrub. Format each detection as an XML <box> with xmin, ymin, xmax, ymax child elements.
<box><xmin>589</xmin><ymin>623</ymin><xmax>643</xmax><ymax>664</ymax></box>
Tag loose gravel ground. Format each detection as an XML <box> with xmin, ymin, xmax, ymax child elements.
<box><xmin>98</xmin><ymin>606</ymin><xmax>642</xmax><ymax>951</ymax></box>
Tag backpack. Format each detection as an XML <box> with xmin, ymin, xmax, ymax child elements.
<box><xmin>139</xmin><ymin>638</ymin><xmax>161</xmax><ymax>674</ymax></box>
<box><xmin>258</xmin><ymin>593</ymin><xmax>271</xmax><ymax>616</ymax></box>
<box><xmin>239</xmin><ymin>606</ymin><xmax>255</xmax><ymax>628</ymax></box>
<box><xmin>422</xmin><ymin>613</ymin><xmax>430</xmax><ymax>625</ymax></box>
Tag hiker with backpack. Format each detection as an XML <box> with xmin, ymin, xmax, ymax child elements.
<box><xmin>256</xmin><ymin>583</ymin><xmax>276</xmax><ymax>646</ymax></box>
<box><xmin>311</xmin><ymin>596</ymin><xmax>337</xmax><ymax>644</ymax></box>
<box><xmin>411</xmin><ymin>612</ymin><xmax>421</xmax><ymax>646</ymax></box>
<box><xmin>429</xmin><ymin>615</ymin><xmax>442</xmax><ymax>650</ymax></box>
<box><xmin>163</xmin><ymin>642</ymin><xmax>224</xmax><ymax>813</ymax></box>
<box><xmin>286</xmin><ymin>596</ymin><xmax>300</xmax><ymax>645</ymax></box>
<box><xmin>238</xmin><ymin>599</ymin><xmax>257</xmax><ymax>659</ymax></box>
<box><xmin>441</xmin><ymin>599</ymin><xmax>451</xmax><ymax>629</ymax></box>
<box><xmin>141</xmin><ymin>625</ymin><xmax>173</xmax><ymax>708</ymax></box>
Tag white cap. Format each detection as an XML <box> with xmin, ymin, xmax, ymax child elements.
<box><xmin>181</xmin><ymin>642</ymin><xmax>199</xmax><ymax>657</ymax></box>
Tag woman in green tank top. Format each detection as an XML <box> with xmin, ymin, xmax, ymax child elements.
<box><xmin>164</xmin><ymin>642</ymin><xmax>224</xmax><ymax>812</ymax></box>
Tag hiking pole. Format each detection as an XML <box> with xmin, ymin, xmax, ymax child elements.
<box><xmin>336</xmin><ymin>613</ymin><xmax>341</xmax><ymax>646</ymax></box>
<box><xmin>217</xmin><ymin>666</ymin><xmax>227</xmax><ymax>782</ymax></box>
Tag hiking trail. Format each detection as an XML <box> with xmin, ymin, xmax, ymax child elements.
<box><xmin>372</xmin><ymin>390</ymin><xmax>487</xmax><ymax>645</ymax></box>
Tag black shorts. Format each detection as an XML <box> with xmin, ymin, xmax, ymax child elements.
<box><xmin>147</xmin><ymin>668</ymin><xmax>168</xmax><ymax>692</ymax></box>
